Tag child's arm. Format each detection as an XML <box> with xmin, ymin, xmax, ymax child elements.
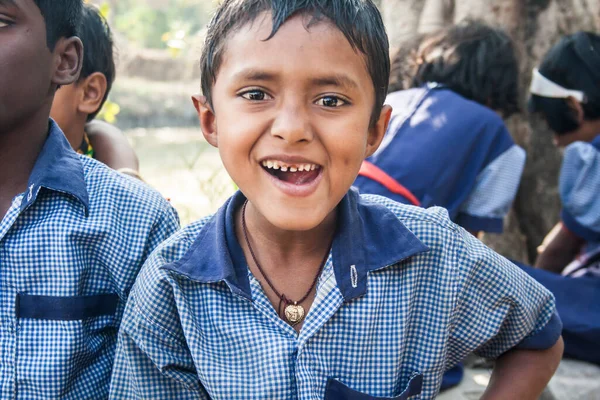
<box><xmin>447</xmin><ymin>227</ymin><xmax>563</xmax><ymax>398</ymax></box>
<box><xmin>482</xmin><ymin>337</ymin><xmax>564</xmax><ymax>399</ymax></box>
<box><xmin>534</xmin><ymin>223</ymin><xmax>583</xmax><ymax>273</ymax></box>
<box><xmin>85</xmin><ymin>120</ymin><xmax>141</xmax><ymax>176</ymax></box>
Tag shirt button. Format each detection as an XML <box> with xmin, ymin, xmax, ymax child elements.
<box><xmin>27</xmin><ymin>184</ymin><xmax>35</xmax><ymax>202</ymax></box>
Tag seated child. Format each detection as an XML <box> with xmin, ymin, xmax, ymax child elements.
<box><xmin>523</xmin><ymin>31</ymin><xmax>600</xmax><ymax>365</ymax></box>
<box><xmin>354</xmin><ymin>21</ymin><xmax>525</xmax><ymax>238</ymax></box>
<box><xmin>50</xmin><ymin>3</ymin><xmax>141</xmax><ymax>179</ymax></box>
<box><xmin>0</xmin><ymin>0</ymin><xmax>179</xmax><ymax>397</ymax></box>
<box><xmin>110</xmin><ymin>1</ymin><xmax>562</xmax><ymax>399</ymax></box>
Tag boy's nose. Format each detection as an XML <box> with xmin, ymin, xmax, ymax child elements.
<box><xmin>270</xmin><ymin>104</ymin><xmax>313</xmax><ymax>144</ymax></box>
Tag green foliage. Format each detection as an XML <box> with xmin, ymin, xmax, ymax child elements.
<box><xmin>112</xmin><ymin>0</ymin><xmax>215</xmax><ymax>50</ymax></box>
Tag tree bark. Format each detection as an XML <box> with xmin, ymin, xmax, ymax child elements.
<box><xmin>381</xmin><ymin>0</ymin><xmax>600</xmax><ymax>263</ymax></box>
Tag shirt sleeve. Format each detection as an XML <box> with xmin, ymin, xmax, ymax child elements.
<box><xmin>455</xmin><ymin>144</ymin><xmax>526</xmax><ymax>233</ymax></box>
<box><xmin>144</xmin><ymin>202</ymin><xmax>181</xmax><ymax>259</ymax></box>
<box><xmin>559</xmin><ymin>141</ymin><xmax>600</xmax><ymax>243</ymax></box>
<box><xmin>446</xmin><ymin>230</ymin><xmax>562</xmax><ymax>365</ymax></box>
<box><xmin>109</xmin><ymin>263</ymin><xmax>208</xmax><ymax>399</ymax></box>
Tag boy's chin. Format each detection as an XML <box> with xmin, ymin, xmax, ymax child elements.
<box><xmin>259</xmin><ymin>206</ymin><xmax>334</xmax><ymax>233</ymax></box>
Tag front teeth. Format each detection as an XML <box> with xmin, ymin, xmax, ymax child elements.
<box><xmin>261</xmin><ymin>160</ymin><xmax>319</xmax><ymax>172</ymax></box>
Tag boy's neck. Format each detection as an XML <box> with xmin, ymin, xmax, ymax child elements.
<box><xmin>0</xmin><ymin>113</ymin><xmax>51</xmax><ymax>213</ymax></box>
<box><xmin>60</xmin><ymin>115</ymin><xmax>88</xmax><ymax>151</ymax></box>
<box><xmin>236</xmin><ymin>200</ymin><xmax>337</xmax><ymax>265</ymax></box>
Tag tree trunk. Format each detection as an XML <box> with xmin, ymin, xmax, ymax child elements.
<box><xmin>381</xmin><ymin>0</ymin><xmax>600</xmax><ymax>263</ymax></box>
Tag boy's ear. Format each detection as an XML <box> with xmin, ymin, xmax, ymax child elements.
<box><xmin>52</xmin><ymin>37</ymin><xmax>84</xmax><ymax>87</ymax></box>
<box><xmin>192</xmin><ymin>94</ymin><xmax>218</xmax><ymax>148</ymax></box>
<box><xmin>78</xmin><ymin>72</ymin><xmax>108</xmax><ymax>116</ymax></box>
<box><xmin>565</xmin><ymin>96</ymin><xmax>585</xmax><ymax>124</ymax></box>
<box><xmin>365</xmin><ymin>105</ymin><xmax>392</xmax><ymax>158</ymax></box>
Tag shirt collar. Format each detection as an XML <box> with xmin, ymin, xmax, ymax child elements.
<box><xmin>163</xmin><ymin>189</ymin><xmax>429</xmax><ymax>302</ymax></box>
<box><xmin>20</xmin><ymin>119</ymin><xmax>89</xmax><ymax>214</ymax></box>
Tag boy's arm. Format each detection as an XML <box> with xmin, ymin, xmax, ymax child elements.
<box><xmin>482</xmin><ymin>337</ymin><xmax>564</xmax><ymax>400</ymax></box>
<box><xmin>535</xmin><ymin>223</ymin><xmax>583</xmax><ymax>273</ymax></box>
<box><xmin>447</xmin><ymin>228</ymin><xmax>563</xmax><ymax>397</ymax></box>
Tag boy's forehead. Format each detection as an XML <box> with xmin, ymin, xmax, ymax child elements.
<box><xmin>235</xmin><ymin>11</ymin><xmax>339</xmax><ymax>43</ymax></box>
<box><xmin>0</xmin><ymin>0</ymin><xmax>42</xmax><ymax>18</ymax></box>
<box><xmin>219</xmin><ymin>12</ymin><xmax>369</xmax><ymax>82</ymax></box>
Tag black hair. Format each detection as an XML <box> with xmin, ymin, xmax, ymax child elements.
<box><xmin>78</xmin><ymin>4</ymin><xmax>116</xmax><ymax>121</ymax></box>
<box><xmin>529</xmin><ymin>32</ymin><xmax>600</xmax><ymax>135</ymax></box>
<box><xmin>33</xmin><ymin>0</ymin><xmax>82</xmax><ymax>49</ymax></box>
<box><xmin>388</xmin><ymin>33</ymin><xmax>425</xmax><ymax>93</ymax></box>
<box><xmin>200</xmin><ymin>0</ymin><xmax>390</xmax><ymax>126</ymax></box>
<box><xmin>412</xmin><ymin>20</ymin><xmax>520</xmax><ymax>117</ymax></box>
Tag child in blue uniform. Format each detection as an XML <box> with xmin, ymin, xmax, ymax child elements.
<box><xmin>524</xmin><ymin>31</ymin><xmax>600</xmax><ymax>365</ymax></box>
<box><xmin>0</xmin><ymin>1</ymin><xmax>179</xmax><ymax>398</ymax></box>
<box><xmin>110</xmin><ymin>2</ymin><xmax>562</xmax><ymax>399</ymax></box>
<box><xmin>354</xmin><ymin>21</ymin><xmax>525</xmax><ymax>237</ymax></box>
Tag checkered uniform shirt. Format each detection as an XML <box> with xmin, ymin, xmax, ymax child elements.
<box><xmin>0</xmin><ymin>120</ymin><xmax>180</xmax><ymax>399</ymax></box>
<box><xmin>110</xmin><ymin>190</ymin><xmax>561</xmax><ymax>400</ymax></box>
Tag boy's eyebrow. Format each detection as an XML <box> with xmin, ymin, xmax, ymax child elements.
<box><xmin>232</xmin><ymin>69</ymin><xmax>278</xmax><ymax>83</ymax></box>
<box><xmin>311</xmin><ymin>74</ymin><xmax>359</xmax><ymax>91</ymax></box>
<box><xmin>232</xmin><ymin>69</ymin><xmax>359</xmax><ymax>91</ymax></box>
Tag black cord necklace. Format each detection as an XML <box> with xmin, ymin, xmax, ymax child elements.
<box><xmin>241</xmin><ymin>200</ymin><xmax>332</xmax><ymax>326</ymax></box>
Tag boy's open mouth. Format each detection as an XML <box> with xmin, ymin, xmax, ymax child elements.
<box><xmin>261</xmin><ymin>160</ymin><xmax>321</xmax><ymax>185</ymax></box>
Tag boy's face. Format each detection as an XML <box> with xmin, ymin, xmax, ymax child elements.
<box><xmin>0</xmin><ymin>0</ymin><xmax>82</xmax><ymax>134</ymax></box>
<box><xmin>196</xmin><ymin>13</ymin><xmax>391</xmax><ymax>231</ymax></box>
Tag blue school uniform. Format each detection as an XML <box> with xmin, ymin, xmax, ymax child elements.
<box><xmin>0</xmin><ymin>120</ymin><xmax>179</xmax><ymax>399</ymax></box>
<box><xmin>353</xmin><ymin>84</ymin><xmax>526</xmax><ymax>233</ymax></box>
<box><xmin>109</xmin><ymin>190</ymin><xmax>560</xmax><ymax>400</ymax></box>
<box><xmin>520</xmin><ymin>134</ymin><xmax>600</xmax><ymax>365</ymax></box>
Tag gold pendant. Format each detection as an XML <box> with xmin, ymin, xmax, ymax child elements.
<box><xmin>284</xmin><ymin>303</ymin><xmax>305</xmax><ymax>326</ymax></box>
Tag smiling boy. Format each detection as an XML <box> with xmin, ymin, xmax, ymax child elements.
<box><xmin>0</xmin><ymin>1</ymin><xmax>178</xmax><ymax>398</ymax></box>
<box><xmin>110</xmin><ymin>1</ymin><xmax>563</xmax><ymax>399</ymax></box>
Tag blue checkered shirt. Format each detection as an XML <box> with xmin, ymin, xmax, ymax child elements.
<box><xmin>110</xmin><ymin>190</ymin><xmax>561</xmax><ymax>399</ymax></box>
<box><xmin>0</xmin><ymin>120</ymin><xmax>180</xmax><ymax>399</ymax></box>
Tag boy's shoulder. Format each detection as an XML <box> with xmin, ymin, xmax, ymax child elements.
<box><xmin>359</xmin><ymin>193</ymin><xmax>499</xmax><ymax>277</ymax></box>
<box><xmin>360</xmin><ymin>193</ymin><xmax>460</xmax><ymax>236</ymax></box>
<box><xmin>79</xmin><ymin>155</ymin><xmax>175</xmax><ymax>218</ymax></box>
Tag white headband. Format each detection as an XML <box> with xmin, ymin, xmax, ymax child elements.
<box><xmin>530</xmin><ymin>69</ymin><xmax>586</xmax><ymax>102</ymax></box>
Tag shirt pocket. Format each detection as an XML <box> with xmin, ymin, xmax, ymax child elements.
<box><xmin>13</xmin><ymin>293</ymin><xmax>120</xmax><ymax>398</ymax></box>
<box><xmin>324</xmin><ymin>373</ymin><xmax>423</xmax><ymax>400</ymax></box>
<box><xmin>16</xmin><ymin>293</ymin><xmax>119</xmax><ymax>320</ymax></box>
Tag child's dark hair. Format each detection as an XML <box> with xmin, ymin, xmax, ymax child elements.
<box><xmin>529</xmin><ymin>32</ymin><xmax>600</xmax><ymax>135</ymax></box>
<box><xmin>412</xmin><ymin>20</ymin><xmax>519</xmax><ymax>117</ymax></box>
<box><xmin>33</xmin><ymin>0</ymin><xmax>82</xmax><ymax>49</ymax></box>
<box><xmin>200</xmin><ymin>0</ymin><xmax>390</xmax><ymax>126</ymax></box>
<box><xmin>78</xmin><ymin>4</ymin><xmax>116</xmax><ymax>121</ymax></box>
<box><xmin>388</xmin><ymin>33</ymin><xmax>425</xmax><ymax>93</ymax></box>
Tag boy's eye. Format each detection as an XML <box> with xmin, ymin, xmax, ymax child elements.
<box><xmin>316</xmin><ymin>96</ymin><xmax>347</xmax><ymax>107</ymax></box>
<box><xmin>240</xmin><ymin>90</ymin><xmax>271</xmax><ymax>101</ymax></box>
<box><xmin>0</xmin><ymin>19</ymin><xmax>11</xmax><ymax>28</ymax></box>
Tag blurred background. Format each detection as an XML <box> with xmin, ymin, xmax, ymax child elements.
<box><xmin>87</xmin><ymin>0</ymin><xmax>599</xmax><ymax>265</ymax></box>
